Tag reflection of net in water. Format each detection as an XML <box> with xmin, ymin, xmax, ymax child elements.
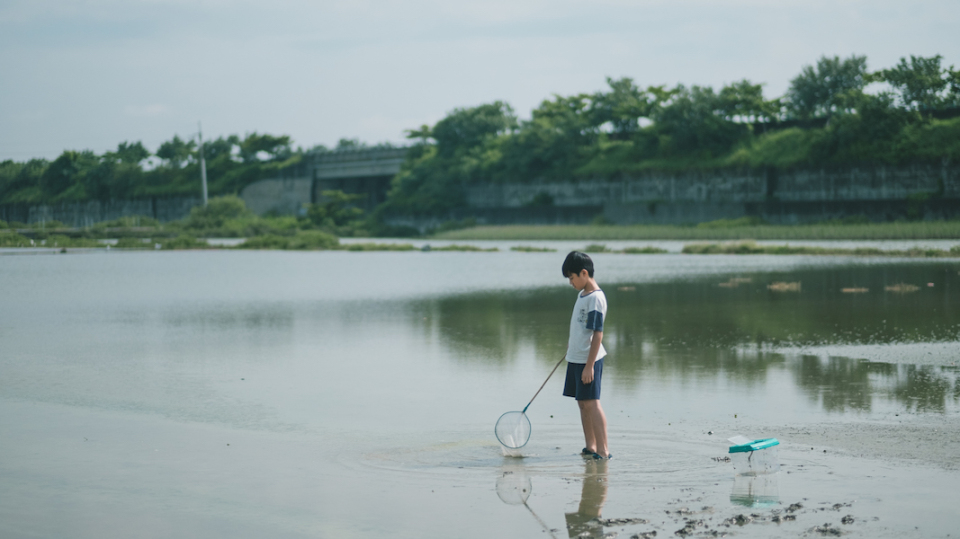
<box><xmin>496</xmin><ymin>469</ymin><xmax>558</xmax><ymax>539</ymax></box>
<box><xmin>495</xmin><ymin>470</ymin><xmax>532</xmax><ymax>505</ymax></box>
<box><xmin>495</xmin><ymin>411</ymin><xmax>531</xmax><ymax>451</ymax></box>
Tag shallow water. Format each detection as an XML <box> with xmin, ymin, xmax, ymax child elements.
<box><xmin>1</xmin><ymin>250</ymin><xmax>958</xmax><ymax>538</ymax></box>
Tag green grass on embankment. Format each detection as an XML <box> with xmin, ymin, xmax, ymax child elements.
<box><xmin>431</xmin><ymin>220</ymin><xmax>960</xmax><ymax>241</ymax></box>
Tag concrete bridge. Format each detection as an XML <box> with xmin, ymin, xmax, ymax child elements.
<box><xmin>241</xmin><ymin>147</ymin><xmax>407</xmax><ymax>216</ymax></box>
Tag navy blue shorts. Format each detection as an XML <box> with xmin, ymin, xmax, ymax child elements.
<box><xmin>563</xmin><ymin>358</ymin><xmax>604</xmax><ymax>401</ymax></box>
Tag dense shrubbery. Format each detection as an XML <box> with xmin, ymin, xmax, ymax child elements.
<box><xmin>158</xmin><ymin>235</ymin><xmax>210</xmax><ymax>250</ymax></box>
<box><xmin>380</xmin><ymin>54</ymin><xmax>960</xmax><ymax>217</ymax></box>
<box><xmin>238</xmin><ymin>230</ymin><xmax>339</xmax><ymax>250</ymax></box>
<box><xmin>0</xmin><ymin>233</ymin><xmax>32</xmax><ymax>247</ymax></box>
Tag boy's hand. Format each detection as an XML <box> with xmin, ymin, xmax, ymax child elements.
<box><xmin>581</xmin><ymin>363</ymin><xmax>594</xmax><ymax>384</ymax></box>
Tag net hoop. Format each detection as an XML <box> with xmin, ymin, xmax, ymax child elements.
<box><xmin>495</xmin><ymin>410</ymin><xmax>532</xmax><ymax>449</ymax></box>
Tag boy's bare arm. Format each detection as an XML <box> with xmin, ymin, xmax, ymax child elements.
<box><xmin>581</xmin><ymin>330</ymin><xmax>604</xmax><ymax>384</ymax></box>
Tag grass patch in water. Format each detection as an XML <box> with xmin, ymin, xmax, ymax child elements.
<box><xmin>340</xmin><ymin>242</ymin><xmax>416</xmax><ymax>251</ymax></box>
<box><xmin>682</xmin><ymin>241</ymin><xmax>960</xmax><ymax>257</ymax></box>
<box><xmin>622</xmin><ymin>246</ymin><xmax>669</xmax><ymax>254</ymax></box>
<box><xmin>237</xmin><ymin>231</ymin><xmax>337</xmax><ymax>250</ymax></box>
<box><xmin>432</xmin><ymin>221</ymin><xmax>960</xmax><ymax>241</ymax></box>
<box><xmin>38</xmin><ymin>235</ymin><xmax>103</xmax><ymax>248</ymax></box>
<box><xmin>510</xmin><ymin>245</ymin><xmax>557</xmax><ymax>252</ymax></box>
<box><xmin>428</xmin><ymin>244</ymin><xmax>498</xmax><ymax>252</ymax></box>
<box><xmin>580</xmin><ymin>244</ymin><xmax>669</xmax><ymax>254</ymax></box>
<box><xmin>159</xmin><ymin>235</ymin><xmax>210</xmax><ymax>250</ymax></box>
<box><xmin>114</xmin><ymin>237</ymin><xmax>154</xmax><ymax>249</ymax></box>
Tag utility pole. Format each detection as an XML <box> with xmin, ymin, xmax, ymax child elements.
<box><xmin>198</xmin><ymin>121</ymin><xmax>208</xmax><ymax>207</ymax></box>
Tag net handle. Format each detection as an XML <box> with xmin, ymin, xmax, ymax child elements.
<box><xmin>521</xmin><ymin>354</ymin><xmax>565</xmax><ymax>413</ymax></box>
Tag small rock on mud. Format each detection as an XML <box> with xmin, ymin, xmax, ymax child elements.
<box><xmin>596</xmin><ymin>518</ymin><xmax>650</xmax><ymax>526</ymax></box>
<box><xmin>841</xmin><ymin>515</ymin><xmax>855</xmax><ymax>524</ymax></box>
<box><xmin>674</xmin><ymin>519</ymin><xmax>705</xmax><ymax>536</ymax></box>
<box><xmin>723</xmin><ymin>514</ymin><xmax>752</xmax><ymax>526</ymax></box>
<box><xmin>813</xmin><ymin>523</ymin><xmax>842</xmax><ymax>536</ymax></box>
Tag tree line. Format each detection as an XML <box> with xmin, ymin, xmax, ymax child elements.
<box><xmin>382</xmin><ymin>54</ymin><xmax>960</xmax><ymax>216</ymax></box>
<box><xmin>0</xmin><ymin>134</ymin><xmax>390</xmax><ymax>207</ymax></box>
<box><xmin>2</xmin><ymin>53</ymin><xmax>959</xmax><ymax>219</ymax></box>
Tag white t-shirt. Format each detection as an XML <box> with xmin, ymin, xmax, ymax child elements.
<box><xmin>566</xmin><ymin>289</ymin><xmax>607</xmax><ymax>364</ymax></box>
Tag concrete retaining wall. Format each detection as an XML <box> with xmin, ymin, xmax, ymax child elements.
<box><xmin>459</xmin><ymin>163</ymin><xmax>959</xmax><ymax>225</ymax></box>
<box><xmin>466</xmin><ymin>164</ymin><xmax>957</xmax><ymax>208</ymax></box>
<box><xmin>5</xmin><ymin>164</ymin><xmax>956</xmax><ymax>228</ymax></box>
<box><xmin>241</xmin><ymin>177</ymin><xmax>313</xmax><ymax>216</ymax></box>
<box><xmin>0</xmin><ymin>197</ymin><xmax>201</xmax><ymax>227</ymax></box>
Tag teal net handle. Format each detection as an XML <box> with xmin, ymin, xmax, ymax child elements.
<box><xmin>521</xmin><ymin>355</ymin><xmax>566</xmax><ymax>414</ymax></box>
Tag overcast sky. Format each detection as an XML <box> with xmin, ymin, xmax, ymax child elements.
<box><xmin>1</xmin><ymin>0</ymin><xmax>958</xmax><ymax>161</ymax></box>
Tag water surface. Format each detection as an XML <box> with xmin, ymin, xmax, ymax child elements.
<box><xmin>1</xmin><ymin>250</ymin><xmax>958</xmax><ymax>538</ymax></box>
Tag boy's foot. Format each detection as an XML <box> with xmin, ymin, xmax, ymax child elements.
<box><xmin>581</xmin><ymin>447</ymin><xmax>595</xmax><ymax>456</ymax></box>
<box><xmin>592</xmin><ymin>452</ymin><xmax>613</xmax><ymax>460</ymax></box>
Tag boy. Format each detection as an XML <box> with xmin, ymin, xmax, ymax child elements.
<box><xmin>561</xmin><ymin>251</ymin><xmax>610</xmax><ymax>460</ymax></box>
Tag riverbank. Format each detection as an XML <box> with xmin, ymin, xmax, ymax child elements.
<box><xmin>5</xmin><ymin>236</ymin><xmax>960</xmax><ymax>258</ymax></box>
<box><xmin>432</xmin><ymin>221</ymin><xmax>960</xmax><ymax>241</ymax></box>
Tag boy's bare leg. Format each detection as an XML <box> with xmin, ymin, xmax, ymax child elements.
<box><xmin>578</xmin><ymin>400</ymin><xmax>597</xmax><ymax>453</ymax></box>
<box><xmin>579</xmin><ymin>400</ymin><xmax>608</xmax><ymax>457</ymax></box>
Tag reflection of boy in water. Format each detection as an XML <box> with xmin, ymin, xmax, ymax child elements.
<box><xmin>561</xmin><ymin>251</ymin><xmax>610</xmax><ymax>459</ymax></box>
<box><xmin>565</xmin><ymin>460</ymin><xmax>608</xmax><ymax>538</ymax></box>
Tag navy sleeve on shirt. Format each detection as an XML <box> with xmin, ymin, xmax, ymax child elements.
<box><xmin>585</xmin><ymin>310</ymin><xmax>604</xmax><ymax>331</ymax></box>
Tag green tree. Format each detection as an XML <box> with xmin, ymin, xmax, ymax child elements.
<box><xmin>404</xmin><ymin>125</ymin><xmax>433</xmax><ymax>145</ymax></box>
<box><xmin>786</xmin><ymin>55</ymin><xmax>869</xmax><ymax>119</ymax></box>
<box><xmin>814</xmin><ymin>92</ymin><xmax>912</xmax><ymax>164</ymax></box>
<box><xmin>880</xmin><ymin>55</ymin><xmax>960</xmax><ymax>111</ymax></box>
<box><xmin>334</xmin><ymin>138</ymin><xmax>367</xmax><ymax>152</ymax></box>
<box><xmin>0</xmin><ymin>159</ymin><xmax>46</xmax><ymax>203</ymax></box>
<box><xmin>182</xmin><ymin>195</ymin><xmax>253</xmax><ymax>229</ymax></box>
<box><xmin>239</xmin><ymin>133</ymin><xmax>292</xmax><ymax>163</ymax></box>
<box><xmin>654</xmin><ymin>85</ymin><xmax>747</xmax><ymax>157</ymax></box>
<box><xmin>307</xmin><ymin>190</ymin><xmax>364</xmax><ymax>227</ymax></box>
<box><xmin>156</xmin><ymin>135</ymin><xmax>196</xmax><ymax>168</ymax></box>
<box><xmin>589</xmin><ymin>77</ymin><xmax>659</xmax><ymax>138</ymax></box>
<box><xmin>499</xmin><ymin>94</ymin><xmax>594</xmax><ymax>180</ymax></box>
<box><xmin>202</xmin><ymin>135</ymin><xmax>240</xmax><ymax>161</ymax></box>
<box><xmin>106</xmin><ymin>141</ymin><xmax>150</xmax><ymax>164</ymax></box>
<box><xmin>717</xmin><ymin>79</ymin><xmax>780</xmax><ymax>123</ymax></box>
<box><xmin>39</xmin><ymin>150</ymin><xmax>99</xmax><ymax>200</ymax></box>
<box><xmin>431</xmin><ymin>101</ymin><xmax>517</xmax><ymax>157</ymax></box>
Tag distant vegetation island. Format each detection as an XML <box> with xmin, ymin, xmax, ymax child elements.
<box><xmin>2</xmin><ymin>53</ymin><xmax>959</xmax><ymax>233</ymax></box>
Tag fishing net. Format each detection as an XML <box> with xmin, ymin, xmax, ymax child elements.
<box><xmin>494</xmin><ymin>354</ymin><xmax>564</xmax><ymax>454</ymax></box>
<box><xmin>495</xmin><ymin>411</ymin><xmax>532</xmax><ymax>449</ymax></box>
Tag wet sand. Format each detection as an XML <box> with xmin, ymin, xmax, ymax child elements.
<box><xmin>3</xmin><ymin>398</ymin><xmax>958</xmax><ymax>539</ymax></box>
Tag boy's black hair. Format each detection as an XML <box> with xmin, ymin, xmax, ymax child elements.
<box><xmin>562</xmin><ymin>251</ymin><xmax>594</xmax><ymax>278</ymax></box>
